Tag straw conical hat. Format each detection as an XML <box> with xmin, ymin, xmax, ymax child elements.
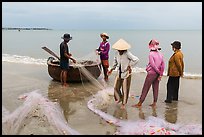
<box><xmin>112</xmin><ymin>39</ymin><xmax>131</xmax><ymax>50</ymax></box>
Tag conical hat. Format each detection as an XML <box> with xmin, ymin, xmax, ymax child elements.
<box><xmin>112</xmin><ymin>39</ymin><xmax>131</xmax><ymax>50</ymax></box>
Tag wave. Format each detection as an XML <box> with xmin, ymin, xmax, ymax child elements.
<box><xmin>2</xmin><ymin>54</ymin><xmax>47</xmax><ymax>65</ymax></box>
<box><xmin>2</xmin><ymin>54</ymin><xmax>202</xmax><ymax>79</ymax></box>
<box><xmin>130</xmin><ymin>68</ymin><xmax>202</xmax><ymax>79</ymax></box>
<box><xmin>182</xmin><ymin>72</ymin><xmax>202</xmax><ymax>79</ymax></box>
<box><xmin>133</xmin><ymin>67</ymin><xmax>202</xmax><ymax>79</ymax></box>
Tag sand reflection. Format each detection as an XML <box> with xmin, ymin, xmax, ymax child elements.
<box><xmin>164</xmin><ymin>102</ymin><xmax>178</xmax><ymax>124</ymax></box>
<box><xmin>47</xmin><ymin>80</ymin><xmax>98</xmax><ymax>122</ymax></box>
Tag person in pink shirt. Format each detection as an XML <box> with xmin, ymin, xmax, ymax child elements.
<box><xmin>132</xmin><ymin>39</ymin><xmax>165</xmax><ymax>108</ymax></box>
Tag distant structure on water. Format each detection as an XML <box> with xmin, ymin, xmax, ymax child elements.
<box><xmin>2</xmin><ymin>27</ymin><xmax>52</xmax><ymax>30</ymax></box>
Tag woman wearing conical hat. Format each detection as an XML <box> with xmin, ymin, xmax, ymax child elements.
<box><xmin>107</xmin><ymin>39</ymin><xmax>139</xmax><ymax>109</ymax></box>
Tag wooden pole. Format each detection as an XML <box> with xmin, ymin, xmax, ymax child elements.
<box><xmin>42</xmin><ymin>46</ymin><xmax>60</xmax><ymax>60</ymax></box>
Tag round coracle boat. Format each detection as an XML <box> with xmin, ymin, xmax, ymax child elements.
<box><xmin>47</xmin><ymin>57</ymin><xmax>101</xmax><ymax>82</ymax></box>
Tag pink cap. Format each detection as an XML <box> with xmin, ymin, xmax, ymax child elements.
<box><xmin>148</xmin><ymin>39</ymin><xmax>161</xmax><ymax>50</ymax></box>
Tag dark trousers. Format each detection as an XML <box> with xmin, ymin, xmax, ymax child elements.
<box><xmin>166</xmin><ymin>76</ymin><xmax>180</xmax><ymax>101</ymax></box>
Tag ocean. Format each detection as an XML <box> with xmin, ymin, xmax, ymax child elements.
<box><xmin>2</xmin><ymin>29</ymin><xmax>202</xmax><ymax>76</ymax></box>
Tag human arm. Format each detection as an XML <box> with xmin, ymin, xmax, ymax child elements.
<box><xmin>64</xmin><ymin>52</ymin><xmax>76</xmax><ymax>63</ymax></box>
<box><xmin>107</xmin><ymin>53</ymin><xmax>118</xmax><ymax>75</ymax></box>
<box><xmin>124</xmin><ymin>51</ymin><xmax>139</xmax><ymax>73</ymax></box>
<box><xmin>148</xmin><ymin>53</ymin><xmax>161</xmax><ymax>75</ymax></box>
<box><xmin>127</xmin><ymin>51</ymin><xmax>139</xmax><ymax>68</ymax></box>
<box><xmin>159</xmin><ymin>55</ymin><xmax>165</xmax><ymax>76</ymax></box>
<box><xmin>95</xmin><ymin>46</ymin><xmax>101</xmax><ymax>55</ymax></box>
<box><xmin>70</xmin><ymin>56</ymin><xmax>76</xmax><ymax>63</ymax></box>
<box><xmin>157</xmin><ymin>57</ymin><xmax>165</xmax><ymax>80</ymax></box>
<box><xmin>174</xmin><ymin>53</ymin><xmax>184</xmax><ymax>77</ymax></box>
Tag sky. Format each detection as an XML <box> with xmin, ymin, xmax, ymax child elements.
<box><xmin>2</xmin><ymin>2</ymin><xmax>202</xmax><ymax>30</ymax></box>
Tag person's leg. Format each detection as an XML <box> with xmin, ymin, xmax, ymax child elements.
<box><xmin>150</xmin><ymin>74</ymin><xmax>160</xmax><ymax>107</ymax></box>
<box><xmin>139</xmin><ymin>74</ymin><xmax>155</xmax><ymax>103</ymax></box>
<box><xmin>63</xmin><ymin>71</ymin><xmax>68</xmax><ymax>87</ymax></box>
<box><xmin>60</xmin><ymin>61</ymin><xmax>69</xmax><ymax>87</ymax></box>
<box><xmin>60</xmin><ymin>70</ymin><xmax>64</xmax><ymax>85</ymax></box>
<box><xmin>104</xmin><ymin>66</ymin><xmax>109</xmax><ymax>81</ymax></box>
<box><xmin>121</xmin><ymin>75</ymin><xmax>131</xmax><ymax>109</ymax></box>
<box><xmin>166</xmin><ymin>76</ymin><xmax>174</xmax><ymax>103</ymax></box>
<box><xmin>102</xmin><ymin>64</ymin><xmax>106</xmax><ymax>78</ymax></box>
<box><xmin>102</xmin><ymin>60</ymin><xmax>109</xmax><ymax>81</ymax></box>
<box><xmin>173</xmin><ymin>76</ymin><xmax>180</xmax><ymax>101</ymax></box>
<box><xmin>132</xmin><ymin>73</ymin><xmax>154</xmax><ymax>107</ymax></box>
<box><xmin>60</xmin><ymin>61</ymin><xmax>65</xmax><ymax>86</ymax></box>
<box><xmin>114</xmin><ymin>76</ymin><xmax>123</xmax><ymax>103</ymax></box>
<box><xmin>102</xmin><ymin>65</ymin><xmax>109</xmax><ymax>81</ymax></box>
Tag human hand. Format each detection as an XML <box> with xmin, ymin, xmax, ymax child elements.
<box><xmin>68</xmin><ymin>53</ymin><xmax>72</xmax><ymax>56</ymax></box>
<box><xmin>72</xmin><ymin>59</ymin><xmax>76</xmax><ymax>64</ymax></box>
<box><xmin>158</xmin><ymin>76</ymin><xmax>162</xmax><ymax>81</ymax></box>
<box><xmin>127</xmin><ymin>66</ymin><xmax>132</xmax><ymax>73</ymax></box>
<box><xmin>95</xmin><ymin>50</ymin><xmax>99</xmax><ymax>55</ymax></box>
<box><xmin>107</xmin><ymin>70</ymin><xmax>112</xmax><ymax>76</ymax></box>
<box><xmin>95</xmin><ymin>50</ymin><xmax>101</xmax><ymax>55</ymax></box>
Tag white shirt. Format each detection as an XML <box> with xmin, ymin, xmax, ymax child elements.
<box><xmin>111</xmin><ymin>51</ymin><xmax>139</xmax><ymax>79</ymax></box>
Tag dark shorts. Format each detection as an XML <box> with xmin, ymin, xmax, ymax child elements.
<box><xmin>60</xmin><ymin>60</ymin><xmax>69</xmax><ymax>70</ymax></box>
<box><xmin>101</xmin><ymin>60</ymin><xmax>109</xmax><ymax>67</ymax></box>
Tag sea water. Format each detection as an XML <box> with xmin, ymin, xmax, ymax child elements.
<box><xmin>2</xmin><ymin>29</ymin><xmax>202</xmax><ymax>77</ymax></box>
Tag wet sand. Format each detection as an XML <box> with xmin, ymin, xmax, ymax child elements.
<box><xmin>2</xmin><ymin>62</ymin><xmax>202</xmax><ymax>135</ymax></box>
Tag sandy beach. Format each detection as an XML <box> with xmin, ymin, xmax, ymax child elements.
<box><xmin>2</xmin><ymin>62</ymin><xmax>202</xmax><ymax>135</ymax></box>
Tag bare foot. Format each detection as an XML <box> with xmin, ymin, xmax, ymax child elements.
<box><xmin>120</xmin><ymin>104</ymin><xmax>125</xmax><ymax>109</ymax></box>
<box><xmin>62</xmin><ymin>83</ymin><xmax>69</xmax><ymax>87</ymax></box>
<box><xmin>131</xmin><ymin>103</ymin><xmax>142</xmax><ymax>108</ymax></box>
<box><xmin>149</xmin><ymin>103</ymin><xmax>156</xmax><ymax>108</ymax></box>
<box><xmin>104</xmin><ymin>77</ymin><xmax>108</xmax><ymax>82</ymax></box>
<box><xmin>115</xmin><ymin>99</ymin><xmax>121</xmax><ymax>104</ymax></box>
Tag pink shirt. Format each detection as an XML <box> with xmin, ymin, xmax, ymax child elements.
<box><xmin>146</xmin><ymin>50</ymin><xmax>165</xmax><ymax>76</ymax></box>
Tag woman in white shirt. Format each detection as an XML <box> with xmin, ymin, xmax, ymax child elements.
<box><xmin>107</xmin><ymin>39</ymin><xmax>139</xmax><ymax>109</ymax></box>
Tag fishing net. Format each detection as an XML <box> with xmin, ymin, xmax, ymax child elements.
<box><xmin>87</xmin><ymin>88</ymin><xmax>202</xmax><ymax>135</ymax></box>
<box><xmin>72</xmin><ymin>51</ymin><xmax>108</xmax><ymax>90</ymax></box>
<box><xmin>2</xmin><ymin>90</ymin><xmax>80</xmax><ymax>135</ymax></box>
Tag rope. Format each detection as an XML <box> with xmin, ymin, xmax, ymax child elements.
<box><xmin>73</xmin><ymin>64</ymin><xmax>95</xmax><ymax>96</ymax></box>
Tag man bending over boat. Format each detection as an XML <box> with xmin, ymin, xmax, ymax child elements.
<box><xmin>60</xmin><ymin>33</ymin><xmax>76</xmax><ymax>87</ymax></box>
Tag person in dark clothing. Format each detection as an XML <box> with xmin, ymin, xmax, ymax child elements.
<box><xmin>165</xmin><ymin>41</ymin><xmax>184</xmax><ymax>103</ymax></box>
<box><xmin>60</xmin><ymin>33</ymin><xmax>76</xmax><ymax>87</ymax></box>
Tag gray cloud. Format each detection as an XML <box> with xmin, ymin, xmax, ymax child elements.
<box><xmin>2</xmin><ymin>2</ymin><xmax>202</xmax><ymax>30</ymax></box>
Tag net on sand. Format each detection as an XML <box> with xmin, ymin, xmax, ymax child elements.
<box><xmin>2</xmin><ymin>91</ymin><xmax>80</xmax><ymax>135</ymax></box>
